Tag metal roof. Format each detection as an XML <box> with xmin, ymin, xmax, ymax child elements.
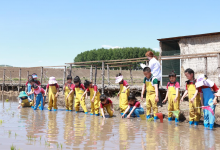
<box><xmin>157</xmin><ymin>32</ymin><xmax>220</xmax><ymax>41</ymax></box>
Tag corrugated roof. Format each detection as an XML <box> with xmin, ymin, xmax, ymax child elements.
<box><xmin>157</xmin><ymin>32</ymin><xmax>220</xmax><ymax>41</ymax></box>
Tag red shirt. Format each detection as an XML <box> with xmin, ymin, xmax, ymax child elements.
<box><xmin>129</xmin><ymin>101</ymin><xmax>141</xmax><ymax>108</ymax></box>
<box><xmin>72</xmin><ymin>84</ymin><xmax>85</xmax><ymax>91</ymax></box>
<box><xmin>46</xmin><ymin>83</ymin><xmax>59</xmax><ymax>89</ymax></box>
<box><xmin>166</xmin><ymin>82</ymin><xmax>180</xmax><ymax>89</ymax></box>
<box><xmin>186</xmin><ymin>81</ymin><xmax>196</xmax><ymax>90</ymax></box>
<box><xmin>198</xmin><ymin>83</ymin><xmax>219</xmax><ymax>93</ymax></box>
<box><xmin>34</xmin><ymin>88</ymin><xmax>45</xmax><ymax>95</ymax></box>
<box><xmin>100</xmin><ymin>98</ymin><xmax>112</xmax><ymax>108</ymax></box>
<box><xmin>86</xmin><ymin>85</ymin><xmax>98</xmax><ymax>92</ymax></box>
<box><xmin>123</xmin><ymin>80</ymin><xmax>129</xmax><ymax>87</ymax></box>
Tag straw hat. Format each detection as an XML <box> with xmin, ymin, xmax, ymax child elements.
<box><xmin>195</xmin><ymin>74</ymin><xmax>214</xmax><ymax>88</ymax></box>
<box><xmin>48</xmin><ymin>77</ymin><xmax>57</xmax><ymax>84</ymax></box>
<box><xmin>18</xmin><ymin>91</ymin><xmax>28</xmax><ymax>98</ymax></box>
<box><xmin>115</xmin><ymin>76</ymin><xmax>123</xmax><ymax>84</ymax></box>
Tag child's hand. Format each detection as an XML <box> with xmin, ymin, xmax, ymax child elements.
<box><xmin>17</xmin><ymin>105</ymin><xmax>21</xmax><ymax>109</ymax></box>
<box><xmin>190</xmin><ymin>97</ymin><xmax>195</xmax><ymax>103</ymax></box>
<box><xmin>215</xmin><ymin>93</ymin><xmax>220</xmax><ymax>97</ymax></box>
<box><xmin>117</xmin><ymin>93</ymin><xmax>120</xmax><ymax>97</ymax></box>
<box><xmin>112</xmin><ymin>109</ymin><xmax>114</xmax><ymax>114</ymax></box>
<box><xmin>141</xmin><ymin>95</ymin><xmax>144</xmax><ymax>102</ymax></box>
<box><xmin>162</xmin><ymin>99</ymin><xmax>167</xmax><ymax>103</ymax></box>
<box><xmin>180</xmin><ymin>97</ymin><xmax>184</xmax><ymax>103</ymax></box>
<box><xmin>91</xmin><ymin>98</ymin><xmax>94</xmax><ymax>103</ymax></box>
<box><xmin>213</xmin><ymin>97</ymin><xmax>218</xmax><ymax>105</ymax></box>
<box><xmin>121</xmin><ymin>114</ymin><xmax>125</xmax><ymax>118</ymax></box>
<box><xmin>155</xmin><ymin>96</ymin><xmax>159</xmax><ymax>102</ymax></box>
<box><xmin>55</xmin><ymin>93</ymin><xmax>58</xmax><ymax>98</ymax></box>
<box><xmin>127</xmin><ymin>115</ymin><xmax>131</xmax><ymax>119</ymax></box>
<box><xmin>174</xmin><ymin>97</ymin><xmax>177</xmax><ymax>103</ymax></box>
<box><xmin>123</xmin><ymin>89</ymin><xmax>126</xmax><ymax>93</ymax></box>
<box><xmin>66</xmin><ymin>95</ymin><xmax>69</xmax><ymax>100</ymax></box>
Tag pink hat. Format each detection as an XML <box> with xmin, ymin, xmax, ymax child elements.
<box><xmin>49</xmin><ymin>77</ymin><xmax>57</xmax><ymax>84</ymax></box>
<box><xmin>115</xmin><ymin>76</ymin><xmax>123</xmax><ymax>84</ymax></box>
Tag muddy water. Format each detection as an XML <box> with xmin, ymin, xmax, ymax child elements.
<box><xmin>0</xmin><ymin>95</ymin><xmax>219</xmax><ymax>150</ymax></box>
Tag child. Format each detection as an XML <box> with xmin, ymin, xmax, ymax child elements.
<box><xmin>81</xmin><ymin>80</ymin><xmax>101</xmax><ymax>116</ymax></box>
<box><xmin>17</xmin><ymin>91</ymin><xmax>33</xmax><ymax>108</ymax></box>
<box><xmin>32</xmin><ymin>73</ymin><xmax>41</xmax><ymax>85</ymax></box>
<box><xmin>122</xmin><ymin>94</ymin><xmax>144</xmax><ymax>119</ymax></box>
<box><xmin>67</xmin><ymin>76</ymin><xmax>88</xmax><ymax>114</ymax></box>
<box><xmin>100</xmin><ymin>94</ymin><xmax>114</xmax><ymax>119</ymax></box>
<box><xmin>141</xmin><ymin>67</ymin><xmax>159</xmax><ymax>120</ymax></box>
<box><xmin>115</xmin><ymin>73</ymin><xmax>130</xmax><ymax>116</ymax></box>
<box><xmin>64</xmin><ymin>75</ymin><xmax>74</xmax><ymax>111</ymax></box>
<box><xmin>32</xmin><ymin>84</ymin><xmax>46</xmax><ymax>110</ymax></box>
<box><xmin>162</xmin><ymin>71</ymin><xmax>180</xmax><ymax>122</ymax></box>
<box><xmin>181</xmin><ymin>68</ymin><xmax>201</xmax><ymax>125</ymax></box>
<box><xmin>196</xmin><ymin>74</ymin><xmax>219</xmax><ymax>129</ymax></box>
<box><xmin>25</xmin><ymin>75</ymin><xmax>34</xmax><ymax>101</ymax></box>
<box><xmin>45</xmin><ymin>77</ymin><xmax>59</xmax><ymax>111</ymax></box>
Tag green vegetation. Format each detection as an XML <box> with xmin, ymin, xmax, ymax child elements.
<box><xmin>74</xmin><ymin>47</ymin><xmax>159</xmax><ymax>69</ymax></box>
<box><xmin>10</xmin><ymin>144</ymin><xmax>16</xmax><ymax>150</ymax></box>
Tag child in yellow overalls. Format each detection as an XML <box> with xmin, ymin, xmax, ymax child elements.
<box><xmin>115</xmin><ymin>73</ymin><xmax>130</xmax><ymax>116</ymax></box>
<box><xmin>64</xmin><ymin>75</ymin><xmax>74</xmax><ymax>111</ymax></box>
<box><xmin>100</xmin><ymin>94</ymin><xmax>114</xmax><ymax>119</ymax></box>
<box><xmin>181</xmin><ymin>68</ymin><xmax>201</xmax><ymax>125</ymax></box>
<box><xmin>141</xmin><ymin>67</ymin><xmax>159</xmax><ymax>120</ymax></box>
<box><xmin>162</xmin><ymin>71</ymin><xmax>180</xmax><ymax>122</ymax></box>
<box><xmin>67</xmin><ymin>76</ymin><xmax>88</xmax><ymax>114</ymax></box>
<box><xmin>17</xmin><ymin>91</ymin><xmax>33</xmax><ymax>108</ymax></box>
<box><xmin>81</xmin><ymin>80</ymin><xmax>101</xmax><ymax>116</ymax></box>
<box><xmin>45</xmin><ymin>77</ymin><xmax>59</xmax><ymax>111</ymax></box>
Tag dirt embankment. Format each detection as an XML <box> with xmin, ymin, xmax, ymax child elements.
<box><xmin>2</xmin><ymin>90</ymin><xmax>220</xmax><ymax>125</ymax></box>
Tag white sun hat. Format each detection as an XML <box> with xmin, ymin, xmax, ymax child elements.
<box><xmin>140</xmin><ymin>63</ymin><xmax>147</xmax><ymax>69</ymax></box>
<box><xmin>195</xmin><ymin>74</ymin><xmax>214</xmax><ymax>88</ymax></box>
<box><xmin>115</xmin><ymin>76</ymin><xmax>123</xmax><ymax>84</ymax></box>
<box><xmin>48</xmin><ymin>77</ymin><xmax>57</xmax><ymax>84</ymax></box>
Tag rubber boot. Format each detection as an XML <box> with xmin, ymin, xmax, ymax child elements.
<box><xmin>154</xmin><ymin>116</ymin><xmax>158</xmax><ymax>120</ymax></box>
<box><xmin>75</xmin><ymin>111</ymin><xmax>78</xmax><ymax>113</ymax></box>
<box><xmin>85</xmin><ymin>112</ymin><xmax>88</xmax><ymax>114</ymax></box>
<box><xmin>54</xmin><ymin>109</ymin><xmax>57</xmax><ymax>111</ymax></box>
<box><xmin>189</xmin><ymin>121</ymin><xmax>193</xmax><ymax>125</ymax></box>
<box><xmin>194</xmin><ymin>121</ymin><xmax>198</xmax><ymax>126</ymax></box>
<box><xmin>204</xmin><ymin>123</ymin><xmax>209</xmax><ymax>128</ymax></box>
<box><xmin>90</xmin><ymin>113</ymin><xmax>94</xmax><ymax>115</ymax></box>
<box><xmin>168</xmin><ymin>117</ymin><xmax>172</xmax><ymax>121</ymax></box>
<box><xmin>48</xmin><ymin>109</ymin><xmax>52</xmax><ymax>111</ymax></box>
<box><xmin>210</xmin><ymin>124</ymin><xmax>214</xmax><ymax>130</ymax></box>
<box><xmin>121</xmin><ymin>113</ymin><xmax>127</xmax><ymax>118</ymax></box>
<box><xmin>146</xmin><ymin>115</ymin><xmax>151</xmax><ymax>119</ymax></box>
<box><xmin>175</xmin><ymin>118</ymin><xmax>179</xmax><ymax>123</ymax></box>
<box><xmin>66</xmin><ymin>109</ymin><xmax>69</xmax><ymax>111</ymax></box>
<box><xmin>95</xmin><ymin>114</ymin><xmax>99</xmax><ymax>116</ymax></box>
<box><xmin>69</xmin><ymin>110</ymin><xmax>72</xmax><ymax>112</ymax></box>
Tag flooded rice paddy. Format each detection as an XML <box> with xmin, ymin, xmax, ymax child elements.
<box><xmin>0</xmin><ymin>94</ymin><xmax>219</xmax><ymax>150</ymax></box>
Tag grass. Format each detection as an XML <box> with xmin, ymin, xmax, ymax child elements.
<box><xmin>5</xmin><ymin>99</ymin><xmax>9</xmax><ymax>102</ymax></box>
<box><xmin>10</xmin><ymin>144</ymin><xmax>16</xmax><ymax>150</ymax></box>
<box><xmin>60</xmin><ymin>143</ymin><xmax>63</xmax><ymax>149</ymax></box>
<box><xmin>9</xmin><ymin>130</ymin><xmax>11</xmax><ymax>135</ymax></box>
<box><xmin>0</xmin><ymin>120</ymin><xmax>3</xmax><ymax>124</ymax></box>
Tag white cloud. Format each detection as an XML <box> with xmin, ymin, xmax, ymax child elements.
<box><xmin>153</xmin><ymin>48</ymin><xmax>160</xmax><ymax>51</ymax></box>
<box><xmin>38</xmin><ymin>60</ymin><xmax>43</xmax><ymax>63</ymax></box>
<box><xmin>102</xmin><ymin>45</ymin><xmax>122</xmax><ymax>49</ymax></box>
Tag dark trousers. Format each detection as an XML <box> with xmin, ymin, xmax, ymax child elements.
<box><xmin>157</xmin><ymin>81</ymin><xmax>163</xmax><ymax>107</ymax></box>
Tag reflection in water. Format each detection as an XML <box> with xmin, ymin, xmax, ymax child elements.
<box><xmin>1</xmin><ymin>96</ymin><xmax>220</xmax><ymax>150</ymax></box>
<box><xmin>47</xmin><ymin>112</ymin><xmax>59</xmax><ymax>143</ymax></box>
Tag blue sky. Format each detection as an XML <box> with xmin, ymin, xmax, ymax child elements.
<box><xmin>0</xmin><ymin>0</ymin><xmax>220</xmax><ymax>67</ymax></box>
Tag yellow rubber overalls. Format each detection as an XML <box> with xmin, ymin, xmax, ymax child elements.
<box><xmin>74</xmin><ymin>85</ymin><xmax>87</xmax><ymax>113</ymax></box>
<box><xmin>100</xmin><ymin>99</ymin><xmax>113</xmax><ymax>117</ymax></box>
<box><xmin>48</xmin><ymin>85</ymin><xmax>58</xmax><ymax>110</ymax></box>
<box><xmin>168</xmin><ymin>83</ymin><xmax>180</xmax><ymax>118</ymax></box>
<box><xmin>119</xmin><ymin>84</ymin><xmax>129</xmax><ymax>113</ymax></box>
<box><xmin>21</xmin><ymin>98</ymin><xmax>32</xmax><ymax>107</ymax></box>
<box><xmin>89</xmin><ymin>86</ymin><xmax>101</xmax><ymax>115</ymax></box>
<box><xmin>187</xmin><ymin>83</ymin><xmax>201</xmax><ymax>122</ymax></box>
<box><xmin>65</xmin><ymin>84</ymin><xmax>74</xmax><ymax>111</ymax></box>
<box><xmin>146</xmin><ymin>77</ymin><xmax>158</xmax><ymax>116</ymax></box>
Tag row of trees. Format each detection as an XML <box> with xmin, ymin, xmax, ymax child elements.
<box><xmin>74</xmin><ymin>47</ymin><xmax>159</xmax><ymax>69</ymax></box>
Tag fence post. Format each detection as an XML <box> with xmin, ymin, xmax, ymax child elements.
<box><xmin>63</xmin><ymin>66</ymin><xmax>66</xmax><ymax>94</ymax></box>
<box><xmin>27</xmin><ymin>71</ymin><xmax>29</xmax><ymax>79</ymax></box>
<box><xmin>90</xmin><ymin>65</ymin><xmax>93</xmax><ymax>82</ymax></box>
<box><xmin>102</xmin><ymin>61</ymin><xmax>105</xmax><ymax>94</ymax></box>
<box><xmin>69</xmin><ymin>64</ymin><xmax>72</xmax><ymax>76</ymax></box>
<box><xmin>95</xmin><ymin>65</ymin><xmax>97</xmax><ymax>85</ymax></box>
<box><xmin>204</xmin><ymin>57</ymin><xmax>207</xmax><ymax>75</ymax></box>
<box><xmin>18</xmin><ymin>68</ymin><xmax>21</xmax><ymax>92</ymax></box>
<box><xmin>120</xmin><ymin>67</ymin><xmax>122</xmax><ymax>73</ymax></box>
<box><xmin>129</xmin><ymin>65</ymin><xmax>133</xmax><ymax>85</ymax></box>
<box><xmin>2</xmin><ymin>69</ymin><xmax>5</xmax><ymax>92</ymax></box>
<box><xmin>107</xmin><ymin>64</ymin><xmax>110</xmax><ymax>85</ymax></box>
<box><xmin>41</xmin><ymin>67</ymin><xmax>43</xmax><ymax>85</ymax></box>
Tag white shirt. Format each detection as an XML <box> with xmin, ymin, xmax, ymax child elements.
<box><xmin>149</xmin><ymin>58</ymin><xmax>161</xmax><ymax>81</ymax></box>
